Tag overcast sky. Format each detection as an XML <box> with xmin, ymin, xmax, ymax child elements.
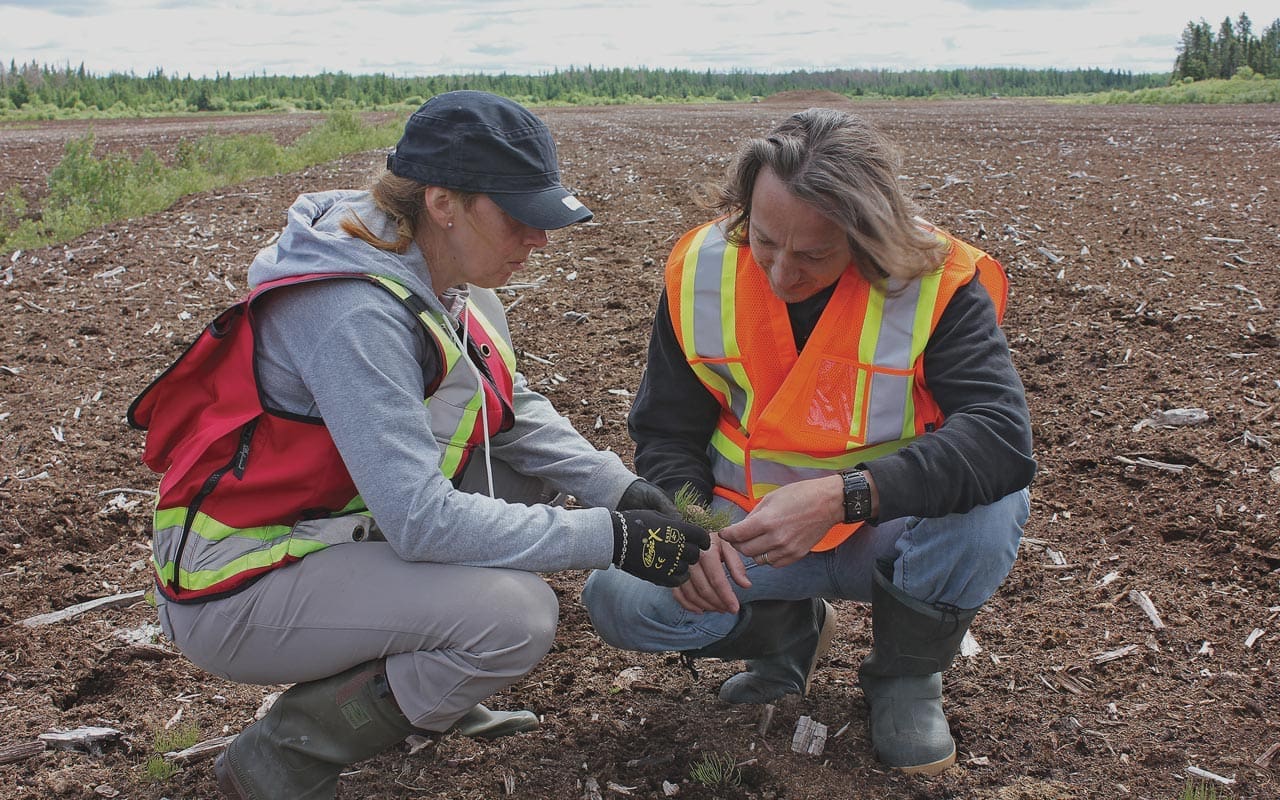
<box><xmin>2</xmin><ymin>0</ymin><xmax>1274</xmax><ymax>78</ymax></box>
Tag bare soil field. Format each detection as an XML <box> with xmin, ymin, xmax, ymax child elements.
<box><xmin>1</xmin><ymin>98</ymin><xmax>1278</xmax><ymax>799</ymax></box>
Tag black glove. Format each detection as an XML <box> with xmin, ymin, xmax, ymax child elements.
<box><xmin>611</xmin><ymin>509</ymin><xmax>710</xmax><ymax>587</ymax></box>
<box><xmin>617</xmin><ymin>478</ymin><xmax>680</xmax><ymax>518</ymax></box>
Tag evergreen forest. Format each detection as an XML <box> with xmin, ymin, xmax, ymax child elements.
<box><xmin>0</xmin><ymin>12</ymin><xmax>1276</xmax><ymax>117</ymax></box>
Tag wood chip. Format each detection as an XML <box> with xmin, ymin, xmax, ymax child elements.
<box><xmin>39</xmin><ymin>727</ymin><xmax>122</xmax><ymax>753</ymax></box>
<box><xmin>1244</xmin><ymin>628</ymin><xmax>1265</xmax><ymax>648</ymax></box>
<box><xmin>1094</xmin><ymin>644</ymin><xmax>1139</xmax><ymax>664</ymax></box>
<box><xmin>1128</xmin><ymin>590</ymin><xmax>1165</xmax><ymax>629</ymax></box>
<box><xmin>1255</xmin><ymin>741</ymin><xmax>1280</xmax><ymax>768</ymax></box>
<box><xmin>791</xmin><ymin>715</ymin><xmax>827</xmax><ymax>756</ymax></box>
<box><xmin>756</xmin><ymin>703</ymin><xmax>776</xmax><ymax>736</ymax></box>
<box><xmin>0</xmin><ymin>740</ymin><xmax>46</xmax><ymax>765</ymax></box>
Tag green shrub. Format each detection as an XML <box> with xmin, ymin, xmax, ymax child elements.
<box><xmin>1</xmin><ymin>112</ymin><xmax>400</xmax><ymax>256</ymax></box>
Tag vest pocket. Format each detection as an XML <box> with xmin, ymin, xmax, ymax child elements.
<box><xmin>802</xmin><ymin>357</ymin><xmax>869</xmax><ymax>447</ymax></box>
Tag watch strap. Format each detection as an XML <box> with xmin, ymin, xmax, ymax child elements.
<box><xmin>840</xmin><ymin>469</ymin><xmax>872</xmax><ymax>524</ymax></box>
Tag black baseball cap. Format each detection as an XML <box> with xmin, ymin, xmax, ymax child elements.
<box><xmin>386</xmin><ymin>91</ymin><xmax>593</xmax><ymax>230</ymax></box>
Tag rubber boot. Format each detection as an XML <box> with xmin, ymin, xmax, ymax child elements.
<box><xmin>214</xmin><ymin>659</ymin><xmax>415</xmax><ymax>800</ymax></box>
<box><xmin>448</xmin><ymin>703</ymin><xmax>539</xmax><ymax>739</ymax></box>
<box><xmin>686</xmin><ymin>598</ymin><xmax>837</xmax><ymax>704</ymax></box>
<box><xmin>858</xmin><ymin>562</ymin><xmax>978</xmax><ymax>776</ymax></box>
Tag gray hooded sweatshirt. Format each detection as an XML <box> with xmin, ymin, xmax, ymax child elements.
<box><xmin>245</xmin><ymin>190</ymin><xmax>634</xmax><ymax>571</ymax></box>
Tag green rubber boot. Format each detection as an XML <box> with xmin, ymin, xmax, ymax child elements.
<box><xmin>686</xmin><ymin>598</ymin><xmax>837</xmax><ymax>704</ymax></box>
<box><xmin>214</xmin><ymin>660</ymin><xmax>414</xmax><ymax>800</ymax></box>
<box><xmin>448</xmin><ymin>703</ymin><xmax>540</xmax><ymax>739</ymax></box>
<box><xmin>859</xmin><ymin>563</ymin><xmax>978</xmax><ymax>776</ymax></box>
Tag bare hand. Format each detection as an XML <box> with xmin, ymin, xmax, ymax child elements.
<box><xmin>672</xmin><ymin>530</ymin><xmax>751</xmax><ymax>614</ymax></box>
<box><xmin>718</xmin><ymin>476</ymin><xmax>843</xmax><ymax>569</ymax></box>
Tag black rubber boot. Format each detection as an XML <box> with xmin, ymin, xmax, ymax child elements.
<box><xmin>859</xmin><ymin>562</ymin><xmax>978</xmax><ymax>776</ymax></box>
<box><xmin>214</xmin><ymin>659</ymin><xmax>415</xmax><ymax>799</ymax></box>
<box><xmin>686</xmin><ymin>598</ymin><xmax>837</xmax><ymax>704</ymax></box>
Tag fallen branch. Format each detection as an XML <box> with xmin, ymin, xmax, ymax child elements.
<box><xmin>1114</xmin><ymin>455</ymin><xmax>1190</xmax><ymax>473</ymax></box>
<box><xmin>1186</xmin><ymin>765</ymin><xmax>1235</xmax><ymax>785</ymax></box>
<box><xmin>165</xmin><ymin>734</ymin><xmax>237</xmax><ymax>763</ymax></box>
<box><xmin>19</xmin><ymin>589</ymin><xmax>146</xmax><ymax>627</ymax></box>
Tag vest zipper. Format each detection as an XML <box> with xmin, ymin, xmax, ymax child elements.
<box><xmin>172</xmin><ymin>419</ymin><xmax>259</xmax><ymax>596</ymax></box>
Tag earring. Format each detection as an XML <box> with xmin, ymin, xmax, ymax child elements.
<box><xmin>447</xmin><ymin>221</ymin><xmax>454</xmax><ymax>229</ymax></box>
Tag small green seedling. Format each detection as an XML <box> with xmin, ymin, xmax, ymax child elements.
<box><xmin>142</xmin><ymin>723</ymin><xmax>200</xmax><ymax>783</ymax></box>
<box><xmin>1179</xmin><ymin>779</ymin><xmax>1223</xmax><ymax>800</ymax></box>
<box><xmin>674</xmin><ymin>483</ymin><xmax>732</xmax><ymax>532</ymax></box>
<box><xmin>688</xmin><ymin>751</ymin><xmax>742</xmax><ymax>789</ymax></box>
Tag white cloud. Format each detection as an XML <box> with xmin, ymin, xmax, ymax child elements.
<box><xmin>0</xmin><ymin>0</ymin><xmax>1273</xmax><ymax>77</ymax></box>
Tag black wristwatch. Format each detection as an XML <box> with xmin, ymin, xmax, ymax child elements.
<box><xmin>840</xmin><ymin>469</ymin><xmax>873</xmax><ymax>524</ymax></box>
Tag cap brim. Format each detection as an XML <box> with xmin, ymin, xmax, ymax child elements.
<box><xmin>489</xmin><ymin>186</ymin><xmax>593</xmax><ymax>230</ymax></box>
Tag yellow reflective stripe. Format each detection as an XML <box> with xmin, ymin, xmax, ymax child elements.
<box><xmin>156</xmin><ymin>506</ymin><xmax>292</xmax><ymax>543</ymax></box>
<box><xmin>678</xmin><ymin>226</ymin><xmax>709</xmax><ymax>359</ymax></box>
<box><xmin>709</xmin><ymin>427</ymin><xmax>746</xmax><ymax>466</ymax></box>
<box><xmin>716</xmin><ymin>242</ymin><xmax>754</xmax><ymax>425</ymax></box>
<box><xmin>848</xmin><ymin>367</ymin><xmax>869</xmax><ymax>444</ymax></box>
<box><xmin>682</xmin><ymin>228</ymin><xmax>736</xmax><ymax>408</ymax></box>
<box><xmin>370</xmin><ymin>274</ymin><xmax>487</xmax><ymax>479</ymax></box>
<box><xmin>904</xmin><ymin>269</ymin><xmax>944</xmax><ymax>437</ymax></box>
<box><xmin>160</xmin><ymin>538</ymin><xmax>332</xmax><ymax>592</ymax></box>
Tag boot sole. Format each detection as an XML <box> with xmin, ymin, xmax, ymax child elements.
<box><xmin>802</xmin><ymin>600</ymin><xmax>838</xmax><ymax>696</ymax></box>
<box><xmin>213</xmin><ymin>751</ymin><xmax>248</xmax><ymax>800</ymax></box>
<box><xmin>895</xmin><ymin>746</ymin><xmax>956</xmax><ymax>777</ymax></box>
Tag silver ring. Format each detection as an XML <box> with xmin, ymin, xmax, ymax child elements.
<box><xmin>759</xmin><ymin>552</ymin><xmax>770</xmax><ymax>566</ymax></box>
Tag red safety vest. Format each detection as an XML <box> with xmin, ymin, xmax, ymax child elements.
<box><xmin>128</xmin><ymin>273</ymin><xmax>517</xmax><ymax>602</ymax></box>
<box><xmin>666</xmin><ymin>219</ymin><xmax>1007</xmax><ymax>551</ymax></box>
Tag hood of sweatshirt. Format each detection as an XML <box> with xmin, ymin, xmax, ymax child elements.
<box><xmin>247</xmin><ymin>190</ymin><xmax>446</xmax><ymax>312</ymax></box>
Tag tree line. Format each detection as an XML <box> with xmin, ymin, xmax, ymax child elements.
<box><xmin>0</xmin><ymin>62</ymin><xmax>1166</xmax><ymax>114</ymax></box>
<box><xmin>1173</xmin><ymin>13</ymin><xmax>1280</xmax><ymax>80</ymax></box>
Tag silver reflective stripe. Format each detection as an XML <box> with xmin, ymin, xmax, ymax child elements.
<box><xmin>866</xmin><ymin>279</ymin><xmax>922</xmax><ymax>444</ymax></box>
<box><xmin>290</xmin><ymin>513</ymin><xmax>382</xmax><ymax>544</ymax></box>
<box><xmin>691</xmin><ymin>224</ymin><xmax>750</xmax><ymax>423</ymax></box>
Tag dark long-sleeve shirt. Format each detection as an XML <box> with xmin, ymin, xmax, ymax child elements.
<box><xmin>627</xmin><ymin>274</ymin><xmax>1036</xmax><ymax>523</ymax></box>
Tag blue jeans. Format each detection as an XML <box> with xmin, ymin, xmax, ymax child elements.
<box><xmin>582</xmin><ymin>488</ymin><xmax>1030</xmax><ymax>652</ymax></box>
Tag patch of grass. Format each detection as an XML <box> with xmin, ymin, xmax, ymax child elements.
<box><xmin>0</xmin><ymin>110</ymin><xmax>402</xmax><ymax>256</ymax></box>
<box><xmin>141</xmin><ymin>723</ymin><xmax>201</xmax><ymax>783</ymax></box>
<box><xmin>688</xmin><ymin>751</ymin><xmax>742</xmax><ymax>790</ymax></box>
<box><xmin>674</xmin><ymin>483</ymin><xmax>733</xmax><ymax>532</ymax></box>
<box><xmin>1066</xmin><ymin>76</ymin><xmax>1280</xmax><ymax>105</ymax></box>
<box><xmin>1180</xmin><ymin>779</ymin><xmax>1226</xmax><ymax>800</ymax></box>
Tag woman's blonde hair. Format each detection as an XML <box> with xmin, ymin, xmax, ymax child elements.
<box><xmin>341</xmin><ymin>171</ymin><xmax>476</xmax><ymax>253</ymax></box>
<box><xmin>711</xmin><ymin>108</ymin><xmax>944</xmax><ymax>284</ymax></box>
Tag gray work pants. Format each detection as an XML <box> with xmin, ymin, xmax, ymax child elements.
<box><xmin>154</xmin><ymin>459</ymin><xmax>559</xmax><ymax>731</ymax></box>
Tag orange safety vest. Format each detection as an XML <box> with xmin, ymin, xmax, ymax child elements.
<box><xmin>128</xmin><ymin>273</ymin><xmax>517</xmax><ymax>603</ymax></box>
<box><xmin>665</xmin><ymin>219</ymin><xmax>1007</xmax><ymax>551</ymax></box>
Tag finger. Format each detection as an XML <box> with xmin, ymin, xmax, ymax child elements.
<box><xmin>675</xmin><ymin>576</ymin><xmax>718</xmax><ymax>613</ymax></box>
<box><xmin>684</xmin><ymin>560</ymin><xmax>726</xmax><ymax>611</ymax></box>
<box><xmin>673</xmin><ymin>583</ymin><xmax>704</xmax><ymax>613</ymax></box>
<box><xmin>701</xmin><ymin>550</ymin><xmax>741</xmax><ymax>614</ymax></box>
<box><xmin>723</xmin><ymin>543</ymin><xmax>753</xmax><ymax>589</ymax></box>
